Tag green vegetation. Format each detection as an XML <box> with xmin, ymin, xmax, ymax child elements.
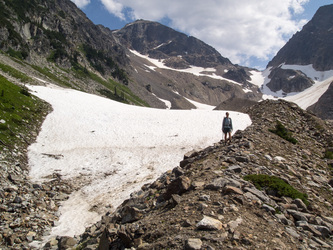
<box><xmin>81</xmin><ymin>44</ymin><xmax>128</xmax><ymax>84</ymax></box>
<box><xmin>269</xmin><ymin>120</ymin><xmax>297</xmax><ymax>144</ymax></box>
<box><xmin>324</xmin><ymin>149</ymin><xmax>333</xmax><ymax>159</ymax></box>
<box><xmin>0</xmin><ymin>62</ymin><xmax>32</xmax><ymax>82</ymax></box>
<box><xmin>45</xmin><ymin>30</ymin><xmax>69</xmax><ymax>62</ymax></box>
<box><xmin>0</xmin><ymin>75</ymin><xmax>49</xmax><ymax>150</ymax></box>
<box><xmin>30</xmin><ymin>65</ymin><xmax>72</xmax><ymax>88</ymax></box>
<box><xmin>88</xmin><ymin>71</ymin><xmax>148</xmax><ymax>106</ymax></box>
<box><xmin>7</xmin><ymin>48</ymin><xmax>28</xmax><ymax>60</ymax></box>
<box><xmin>4</xmin><ymin>0</ymin><xmax>39</xmax><ymax>22</ymax></box>
<box><xmin>244</xmin><ymin>174</ymin><xmax>309</xmax><ymax>206</ymax></box>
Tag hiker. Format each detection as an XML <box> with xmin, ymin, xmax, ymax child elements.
<box><xmin>222</xmin><ymin>112</ymin><xmax>233</xmax><ymax>142</ymax></box>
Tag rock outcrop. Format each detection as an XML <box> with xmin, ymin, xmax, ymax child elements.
<box><xmin>266</xmin><ymin>67</ymin><xmax>314</xmax><ymax>94</ymax></box>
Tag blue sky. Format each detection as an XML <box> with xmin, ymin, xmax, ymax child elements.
<box><xmin>72</xmin><ymin>0</ymin><xmax>333</xmax><ymax>70</ymax></box>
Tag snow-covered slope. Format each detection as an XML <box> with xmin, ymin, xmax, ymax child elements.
<box><xmin>27</xmin><ymin>84</ymin><xmax>251</xmax><ymax>242</ymax></box>
<box><xmin>130</xmin><ymin>50</ymin><xmax>242</xmax><ymax>85</ymax></box>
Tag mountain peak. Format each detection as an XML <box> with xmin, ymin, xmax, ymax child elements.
<box><xmin>267</xmin><ymin>4</ymin><xmax>333</xmax><ymax>71</ymax></box>
<box><xmin>114</xmin><ymin>19</ymin><xmax>232</xmax><ymax>68</ymax></box>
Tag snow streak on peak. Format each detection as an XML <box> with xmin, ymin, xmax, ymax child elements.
<box><xmin>280</xmin><ymin>64</ymin><xmax>333</xmax><ymax>82</ymax></box>
<box><xmin>129</xmin><ymin>50</ymin><xmax>242</xmax><ymax>85</ymax></box>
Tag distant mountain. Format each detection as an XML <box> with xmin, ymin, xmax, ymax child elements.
<box><xmin>264</xmin><ymin>4</ymin><xmax>333</xmax><ymax>119</ymax></box>
<box><xmin>112</xmin><ymin>20</ymin><xmax>261</xmax><ymax>109</ymax></box>
<box><xmin>0</xmin><ymin>0</ymin><xmax>262</xmax><ymax>110</ymax></box>
<box><xmin>114</xmin><ymin>20</ymin><xmax>232</xmax><ymax>69</ymax></box>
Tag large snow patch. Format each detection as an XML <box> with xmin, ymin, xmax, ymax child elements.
<box><xmin>28</xmin><ymin>84</ymin><xmax>251</xmax><ymax>239</ymax></box>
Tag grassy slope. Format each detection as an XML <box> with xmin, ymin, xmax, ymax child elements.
<box><xmin>0</xmin><ymin>74</ymin><xmax>50</xmax><ymax>161</ymax></box>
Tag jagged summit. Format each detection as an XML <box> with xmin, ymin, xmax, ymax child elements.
<box><xmin>114</xmin><ymin>19</ymin><xmax>232</xmax><ymax>69</ymax></box>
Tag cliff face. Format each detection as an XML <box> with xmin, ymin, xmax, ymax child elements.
<box><xmin>267</xmin><ymin>4</ymin><xmax>333</xmax><ymax>71</ymax></box>
<box><xmin>0</xmin><ymin>0</ymin><xmax>127</xmax><ymax>72</ymax></box>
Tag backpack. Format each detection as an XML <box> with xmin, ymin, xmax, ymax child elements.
<box><xmin>223</xmin><ymin>117</ymin><xmax>231</xmax><ymax>128</ymax></box>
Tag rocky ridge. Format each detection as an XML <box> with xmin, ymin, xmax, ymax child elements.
<box><xmin>41</xmin><ymin>100</ymin><xmax>333</xmax><ymax>249</ymax></box>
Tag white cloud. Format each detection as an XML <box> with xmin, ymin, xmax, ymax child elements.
<box><xmin>71</xmin><ymin>0</ymin><xmax>91</xmax><ymax>8</ymax></box>
<box><xmin>97</xmin><ymin>0</ymin><xmax>310</xmax><ymax>66</ymax></box>
<box><xmin>100</xmin><ymin>0</ymin><xmax>125</xmax><ymax>20</ymax></box>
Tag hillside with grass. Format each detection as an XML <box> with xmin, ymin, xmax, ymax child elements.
<box><xmin>0</xmin><ymin>75</ymin><xmax>50</xmax><ymax>162</ymax></box>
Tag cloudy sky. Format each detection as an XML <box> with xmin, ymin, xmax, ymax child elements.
<box><xmin>71</xmin><ymin>0</ymin><xmax>332</xmax><ymax>69</ymax></box>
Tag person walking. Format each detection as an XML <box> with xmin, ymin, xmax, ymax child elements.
<box><xmin>222</xmin><ymin>112</ymin><xmax>233</xmax><ymax>143</ymax></box>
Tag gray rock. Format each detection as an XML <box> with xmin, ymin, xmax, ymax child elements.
<box><xmin>287</xmin><ymin>209</ymin><xmax>313</xmax><ymax>222</ymax></box>
<box><xmin>295</xmin><ymin>220</ymin><xmax>308</xmax><ymax>227</ymax></box>
<box><xmin>292</xmin><ymin>198</ymin><xmax>307</xmax><ymax>211</ymax></box>
<box><xmin>225</xmin><ymin>178</ymin><xmax>242</xmax><ymax>188</ymax></box>
<box><xmin>120</xmin><ymin>206</ymin><xmax>143</xmax><ymax>224</ymax></box>
<box><xmin>222</xmin><ymin>185</ymin><xmax>243</xmax><ymax>195</ymax></box>
<box><xmin>227</xmin><ymin>217</ymin><xmax>243</xmax><ymax>233</ymax></box>
<box><xmin>199</xmin><ymin>194</ymin><xmax>210</xmax><ymax>201</ymax></box>
<box><xmin>184</xmin><ymin>150</ymin><xmax>199</xmax><ymax>159</ymax></box>
<box><xmin>58</xmin><ymin>236</ymin><xmax>77</xmax><ymax>249</ymax></box>
<box><xmin>244</xmin><ymin>192</ymin><xmax>261</xmax><ymax>203</ymax></box>
<box><xmin>314</xmin><ymin>225</ymin><xmax>331</xmax><ymax>238</ymax></box>
<box><xmin>205</xmin><ymin>177</ymin><xmax>228</xmax><ymax>190</ymax></box>
<box><xmin>262</xmin><ymin>204</ymin><xmax>276</xmax><ymax>214</ymax></box>
<box><xmin>185</xmin><ymin>238</ymin><xmax>203</xmax><ymax>250</ymax></box>
<box><xmin>276</xmin><ymin>213</ymin><xmax>291</xmax><ymax>225</ymax></box>
<box><xmin>172</xmin><ymin>166</ymin><xmax>184</xmax><ymax>177</ymax></box>
<box><xmin>243</xmin><ymin>187</ymin><xmax>270</xmax><ymax>203</ymax></box>
<box><xmin>227</xmin><ymin>164</ymin><xmax>242</xmax><ymax>173</ymax></box>
<box><xmin>235</xmin><ymin>156</ymin><xmax>249</xmax><ymax>163</ymax></box>
<box><xmin>285</xmin><ymin>227</ymin><xmax>300</xmax><ymax>239</ymax></box>
<box><xmin>196</xmin><ymin>216</ymin><xmax>222</xmax><ymax>231</ymax></box>
<box><xmin>164</xmin><ymin>176</ymin><xmax>191</xmax><ymax>199</ymax></box>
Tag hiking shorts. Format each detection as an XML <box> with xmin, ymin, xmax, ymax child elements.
<box><xmin>223</xmin><ymin>128</ymin><xmax>231</xmax><ymax>133</ymax></box>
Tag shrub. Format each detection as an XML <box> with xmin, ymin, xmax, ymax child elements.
<box><xmin>269</xmin><ymin>121</ymin><xmax>297</xmax><ymax>144</ymax></box>
<box><xmin>244</xmin><ymin>174</ymin><xmax>309</xmax><ymax>206</ymax></box>
<box><xmin>324</xmin><ymin>150</ymin><xmax>333</xmax><ymax>159</ymax></box>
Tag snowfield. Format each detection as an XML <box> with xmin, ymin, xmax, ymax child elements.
<box><xmin>27</xmin><ymin>84</ymin><xmax>252</xmax><ymax>241</ymax></box>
